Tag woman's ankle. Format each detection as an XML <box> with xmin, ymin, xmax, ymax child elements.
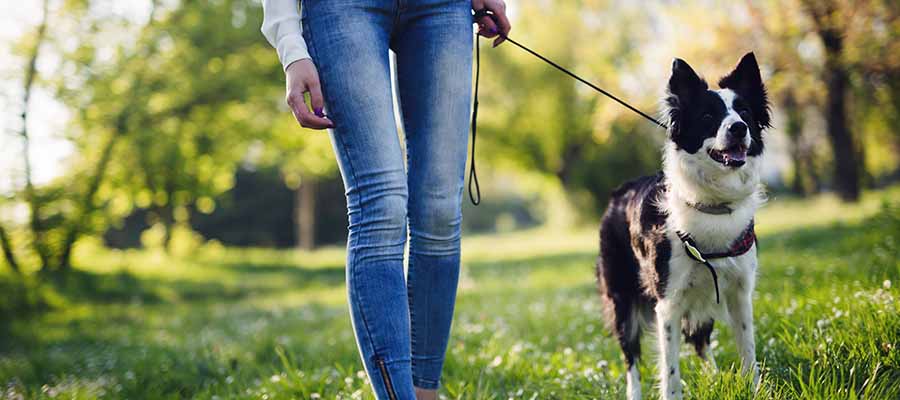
<box><xmin>414</xmin><ymin>387</ymin><xmax>437</xmax><ymax>400</ymax></box>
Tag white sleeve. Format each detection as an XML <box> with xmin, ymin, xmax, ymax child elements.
<box><xmin>261</xmin><ymin>0</ymin><xmax>310</xmax><ymax>70</ymax></box>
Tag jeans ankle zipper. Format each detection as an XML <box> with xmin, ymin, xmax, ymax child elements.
<box><xmin>374</xmin><ymin>357</ymin><xmax>398</xmax><ymax>400</ymax></box>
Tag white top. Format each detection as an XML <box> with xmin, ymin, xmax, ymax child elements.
<box><xmin>261</xmin><ymin>0</ymin><xmax>310</xmax><ymax>70</ymax></box>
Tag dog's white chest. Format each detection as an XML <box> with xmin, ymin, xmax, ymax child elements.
<box><xmin>666</xmin><ymin>238</ymin><xmax>757</xmax><ymax>322</ymax></box>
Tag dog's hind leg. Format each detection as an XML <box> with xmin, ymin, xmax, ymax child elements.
<box><xmin>597</xmin><ymin>220</ymin><xmax>645</xmax><ymax>399</ymax></box>
<box><xmin>614</xmin><ymin>302</ymin><xmax>642</xmax><ymax>400</ymax></box>
<box><xmin>603</xmin><ymin>297</ymin><xmax>642</xmax><ymax>400</ymax></box>
<box><xmin>684</xmin><ymin>319</ymin><xmax>716</xmax><ymax>369</ymax></box>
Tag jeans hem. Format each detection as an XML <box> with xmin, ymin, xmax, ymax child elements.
<box><xmin>412</xmin><ymin>376</ymin><xmax>440</xmax><ymax>390</ymax></box>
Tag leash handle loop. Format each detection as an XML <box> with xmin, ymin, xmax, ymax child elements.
<box><xmin>468</xmin><ymin>31</ymin><xmax>482</xmax><ymax>205</ymax></box>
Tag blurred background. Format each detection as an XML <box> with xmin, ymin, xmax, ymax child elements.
<box><xmin>0</xmin><ymin>0</ymin><xmax>897</xmax><ymax>266</ymax></box>
<box><xmin>0</xmin><ymin>1</ymin><xmax>898</xmax><ymax>398</ymax></box>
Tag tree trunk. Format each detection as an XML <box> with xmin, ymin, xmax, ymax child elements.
<box><xmin>160</xmin><ymin>203</ymin><xmax>175</xmax><ymax>252</ymax></box>
<box><xmin>803</xmin><ymin>0</ymin><xmax>862</xmax><ymax>201</ymax></box>
<box><xmin>782</xmin><ymin>93</ymin><xmax>809</xmax><ymax>195</ymax></box>
<box><xmin>57</xmin><ymin>133</ymin><xmax>119</xmax><ymax>270</ymax></box>
<box><xmin>23</xmin><ymin>0</ymin><xmax>52</xmax><ymax>271</ymax></box>
<box><xmin>0</xmin><ymin>225</ymin><xmax>20</xmax><ymax>275</ymax></box>
<box><xmin>821</xmin><ymin>31</ymin><xmax>860</xmax><ymax>201</ymax></box>
<box><xmin>295</xmin><ymin>178</ymin><xmax>316</xmax><ymax>250</ymax></box>
<box><xmin>56</xmin><ymin>0</ymin><xmax>162</xmax><ymax>270</ymax></box>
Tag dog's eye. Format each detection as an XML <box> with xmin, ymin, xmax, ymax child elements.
<box><xmin>738</xmin><ymin>109</ymin><xmax>751</xmax><ymax>118</ymax></box>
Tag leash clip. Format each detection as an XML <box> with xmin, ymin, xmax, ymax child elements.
<box><xmin>680</xmin><ymin>235</ymin><xmax>720</xmax><ymax>304</ymax></box>
<box><xmin>684</xmin><ymin>241</ymin><xmax>707</xmax><ymax>263</ymax></box>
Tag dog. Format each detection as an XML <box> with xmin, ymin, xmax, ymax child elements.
<box><xmin>596</xmin><ymin>52</ymin><xmax>770</xmax><ymax>400</ymax></box>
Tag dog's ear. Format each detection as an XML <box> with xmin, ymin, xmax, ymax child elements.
<box><xmin>668</xmin><ymin>58</ymin><xmax>707</xmax><ymax>104</ymax></box>
<box><xmin>666</xmin><ymin>58</ymin><xmax>707</xmax><ymax>137</ymax></box>
<box><xmin>719</xmin><ymin>52</ymin><xmax>771</xmax><ymax>129</ymax></box>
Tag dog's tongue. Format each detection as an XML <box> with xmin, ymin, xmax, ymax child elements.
<box><xmin>725</xmin><ymin>147</ymin><xmax>747</xmax><ymax>162</ymax></box>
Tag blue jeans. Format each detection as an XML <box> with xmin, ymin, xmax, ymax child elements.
<box><xmin>302</xmin><ymin>1</ymin><xmax>472</xmax><ymax>398</ymax></box>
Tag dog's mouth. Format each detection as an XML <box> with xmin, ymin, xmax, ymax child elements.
<box><xmin>707</xmin><ymin>144</ymin><xmax>748</xmax><ymax>168</ymax></box>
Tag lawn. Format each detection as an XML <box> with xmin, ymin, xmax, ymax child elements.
<box><xmin>1</xmin><ymin>187</ymin><xmax>898</xmax><ymax>399</ymax></box>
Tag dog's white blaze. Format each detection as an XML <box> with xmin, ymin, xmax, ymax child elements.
<box><xmin>714</xmin><ymin>89</ymin><xmax>751</xmax><ymax>149</ymax></box>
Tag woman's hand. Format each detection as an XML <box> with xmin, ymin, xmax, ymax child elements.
<box><xmin>285</xmin><ymin>59</ymin><xmax>334</xmax><ymax>130</ymax></box>
<box><xmin>472</xmin><ymin>0</ymin><xmax>511</xmax><ymax>47</ymax></box>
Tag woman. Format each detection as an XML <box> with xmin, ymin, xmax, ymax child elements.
<box><xmin>261</xmin><ymin>1</ymin><xmax>511</xmax><ymax>399</ymax></box>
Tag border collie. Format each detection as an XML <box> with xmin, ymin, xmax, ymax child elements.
<box><xmin>596</xmin><ymin>53</ymin><xmax>770</xmax><ymax>400</ymax></box>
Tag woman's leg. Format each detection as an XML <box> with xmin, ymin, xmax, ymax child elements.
<box><xmin>393</xmin><ymin>0</ymin><xmax>474</xmax><ymax>392</ymax></box>
<box><xmin>303</xmin><ymin>2</ymin><xmax>416</xmax><ymax>399</ymax></box>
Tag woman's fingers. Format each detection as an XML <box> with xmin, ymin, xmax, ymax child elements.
<box><xmin>490</xmin><ymin>4</ymin><xmax>511</xmax><ymax>47</ymax></box>
<box><xmin>477</xmin><ymin>16</ymin><xmax>499</xmax><ymax>38</ymax></box>
<box><xmin>474</xmin><ymin>0</ymin><xmax>510</xmax><ymax>46</ymax></box>
<box><xmin>287</xmin><ymin>87</ymin><xmax>332</xmax><ymax>130</ymax></box>
<box><xmin>285</xmin><ymin>59</ymin><xmax>333</xmax><ymax>130</ymax></box>
<box><xmin>306</xmin><ymin>80</ymin><xmax>333</xmax><ymax>126</ymax></box>
<box><xmin>487</xmin><ymin>0</ymin><xmax>512</xmax><ymax>47</ymax></box>
<box><xmin>294</xmin><ymin>97</ymin><xmax>333</xmax><ymax>130</ymax></box>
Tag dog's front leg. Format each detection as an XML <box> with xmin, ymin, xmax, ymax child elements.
<box><xmin>656</xmin><ymin>301</ymin><xmax>683</xmax><ymax>400</ymax></box>
<box><xmin>727</xmin><ymin>288</ymin><xmax>759</xmax><ymax>387</ymax></box>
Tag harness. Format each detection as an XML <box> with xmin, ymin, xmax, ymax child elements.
<box><xmin>676</xmin><ymin>214</ymin><xmax>757</xmax><ymax>304</ymax></box>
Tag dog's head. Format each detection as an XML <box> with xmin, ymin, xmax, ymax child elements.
<box><xmin>663</xmin><ymin>53</ymin><xmax>771</xmax><ymax>201</ymax></box>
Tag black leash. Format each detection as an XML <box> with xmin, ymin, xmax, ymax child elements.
<box><xmin>468</xmin><ymin>32</ymin><xmax>482</xmax><ymax>205</ymax></box>
<box><xmin>678</xmin><ymin>232</ymin><xmax>722</xmax><ymax>304</ymax></box>
<box><xmin>498</xmin><ymin>35</ymin><xmax>668</xmax><ymax>130</ymax></box>
<box><xmin>677</xmin><ymin>222</ymin><xmax>757</xmax><ymax>304</ymax></box>
<box><xmin>468</xmin><ymin>11</ymin><xmax>668</xmax><ymax>205</ymax></box>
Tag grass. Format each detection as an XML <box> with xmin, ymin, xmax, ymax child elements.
<box><xmin>0</xmin><ymin>186</ymin><xmax>898</xmax><ymax>399</ymax></box>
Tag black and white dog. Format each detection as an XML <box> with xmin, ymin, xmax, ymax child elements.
<box><xmin>596</xmin><ymin>53</ymin><xmax>770</xmax><ymax>400</ymax></box>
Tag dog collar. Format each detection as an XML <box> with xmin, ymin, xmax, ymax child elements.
<box><xmin>685</xmin><ymin>201</ymin><xmax>733</xmax><ymax>215</ymax></box>
<box><xmin>677</xmin><ymin>221</ymin><xmax>756</xmax><ymax>304</ymax></box>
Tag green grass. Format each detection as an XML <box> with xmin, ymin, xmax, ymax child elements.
<box><xmin>1</xmin><ymin>187</ymin><xmax>898</xmax><ymax>399</ymax></box>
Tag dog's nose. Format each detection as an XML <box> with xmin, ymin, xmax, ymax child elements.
<box><xmin>728</xmin><ymin>121</ymin><xmax>748</xmax><ymax>141</ymax></box>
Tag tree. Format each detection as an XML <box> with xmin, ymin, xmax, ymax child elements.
<box><xmin>800</xmin><ymin>0</ymin><xmax>861</xmax><ymax>201</ymax></box>
<box><xmin>667</xmin><ymin>0</ymin><xmax>897</xmax><ymax>199</ymax></box>
<box><xmin>1</xmin><ymin>0</ymin><xmax>51</xmax><ymax>272</ymax></box>
<box><xmin>476</xmin><ymin>1</ymin><xmax>662</xmax><ymax>213</ymax></box>
<box><xmin>48</xmin><ymin>0</ymin><xmax>295</xmax><ymax>257</ymax></box>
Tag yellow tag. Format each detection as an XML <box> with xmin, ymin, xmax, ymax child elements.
<box><xmin>686</xmin><ymin>242</ymin><xmax>707</xmax><ymax>263</ymax></box>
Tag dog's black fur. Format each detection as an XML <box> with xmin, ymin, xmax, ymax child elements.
<box><xmin>596</xmin><ymin>53</ymin><xmax>771</xmax><ymax>399</ymax></box>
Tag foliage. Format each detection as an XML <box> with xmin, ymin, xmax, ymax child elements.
<box><xmin>477</xmin><ymin>1</ymin><xmax>663</xmax><ymax>212</ymax></box>
<box><xmin>1</xmin><ymin>0</ymin><xmax>341</xmax><ymax>270</ymax></box>
<box><xmin>1</xmin><ymin>187</ymin><xmax>897</xmax><ymax>399</ymax></box>
<box><xmin>0</xmin><ymin>0</ymin><xmax>895</xmax><ymax>271</ymax></box>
